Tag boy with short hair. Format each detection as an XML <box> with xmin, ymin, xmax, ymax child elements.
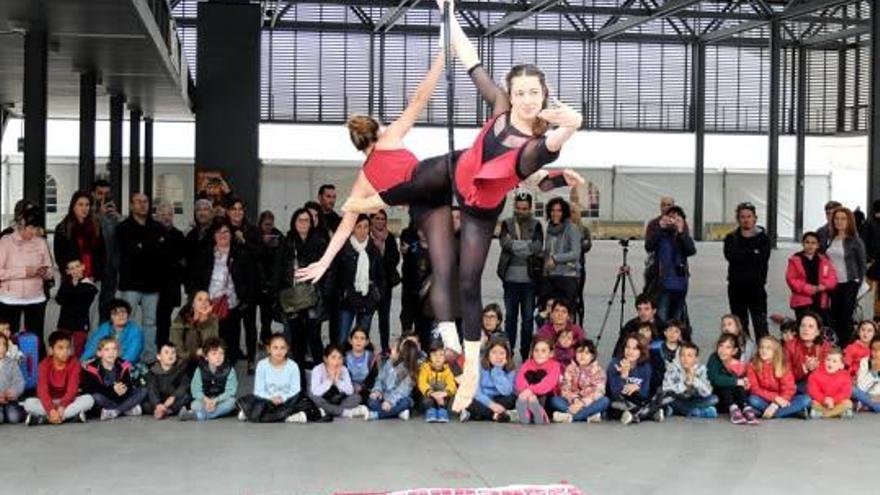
<box><xmin>661</xmin><ymin>342</ymin><xmax>719</xmax><ymax>418</ymax></box>
<box><xmin>418</xmin><ymin>341</ymin><xmax>457</xmax><ymax>423</ymax></box>
<box><xmin>807</xmin><ymin>347</ymin><xmax>854</xmax><ymax>419</ymax></box>
<box><xmin>56</xmin><ymin>259</ymin><xmax>99</xmax><ymax>357</ymax></box>
<box><xmin>82</xmin><ymin>298</ymin><xmax>144</xmax><ymax>364</ymax></box>
<box><xmin>180</xmin><ymin>337</ymin><xmax>238</xmax><ymax>421</ymax></box>
<box><xmin>81</xmin><ymin>338</ymin><xmax>147</xmax><ymax>420</ymax></box>
<box><xmin>143</xmin><ymin>342</ymin><xmax>192</xmax><ymax>419</ymax></box>
<box><xmin>23</xmin><ymin>331</ymin><xmax>95</xmax><ymax>425</ymax></box>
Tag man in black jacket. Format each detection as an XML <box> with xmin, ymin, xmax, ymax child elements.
<box><xmin>116</xmin><ymin>193</ymin><xmax>166</xmax><ymax>361</ymax></box>
<box><xmin>723</xmin><ymin>202</ymin><xmax>771</xmax><ymax>340</ymax></box>
<box><xmin>860</xmin><ymin>199</ymin><xmax>880</xmax><ymax>320</ymax></box>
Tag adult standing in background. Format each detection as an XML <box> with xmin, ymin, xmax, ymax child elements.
<box><xmin>859</xmin><ymin>200</ymin><xmax>880</xmax><ymax>320</ymax></box>
<box><xmin>318</xmin><ymin>184</ymin><xmax>341</xmax><ymax>233</ymax></box>
<box><xmin>227</xmin><ymin>197</ymin><xmax>263</xmax><ymax>374</ymax></box>
<box><xmin>645</xmin><ymin>206</ymin><xmax>696</xmax><ymax>323</ymax></box>
<box><xmin>257</xmin><ymin>210</ymin><xmax>284</xmax><ymax>344</ymax></box>
<box><xmin>116</xmin><ymin>193</ymin><xmax>165</xmax><ymax>360</ymax></box>
<box><xmin>541</xmin><ymin>197</ymin><xmax>582</xmax><ymax>308</ymax></box>
<box><xmin>370</xmin><ymin>210</ymin><xmax>400</xmax><ymax>356</ymax></box>
<box><xmin>569</xmin><ymin>187</ymin><xmax>593</xmax><ymax>326</ymax></box>
<box><xmin>644</xmin><ymin>197</ymin><xmax>687</xmax><ymax>291</ymax></box>
<box><xmin>184</xmin><ymin>199</ymin><xmax>215</xmax><ymax>290</ymax></box>
<box><xmin>827</xmin><ymin>207</ymin><xmax>867</xmax><ymax>346</ymax></box>
<box><xmin>723</xmin><ymin>203</ymin><xmax>771</xmax><ymax>340</ymax></box>
<box><xmin>0</xmin><ymin>207</ymin><xmax>53</xmax><ymax>356</ymax></box>
<box><xmin>497</xmin><ymin>191</ymin><xmax>543</xmax><ymax>362</ymax></box>
<box><xmin>816</xmin><ymin>200</ymin><xmax>842</xmax><ymax>252</ymax></box>
<box><xmin>53</xmin><ymin>191</ymin><xmax>105</xmax><ymax>287</ymax></box>
<box><xmin>154</xmin><ymin>202</ymin><xmax>186</xmax><ymax>349</ymax></box>
<box><xmin>334</xmin><ymin>214</ymin><xmax>385</xmax><ymax>344</ymax></box>
<box><xmin>91</xmin><ymin>179</ymin><xmax>122</xmax><ymax>322</ymax></box>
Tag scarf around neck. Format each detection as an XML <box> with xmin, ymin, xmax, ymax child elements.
<box><xmin>350</xmin><ymin>236</ymin><xmax>370</xmax><ymax>296</ymax></box>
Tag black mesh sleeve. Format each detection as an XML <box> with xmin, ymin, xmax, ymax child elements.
<box><xmin>468</xmin><ymin>64</ymin><xmax>510</xmax><ymax>117</ymax></box>
<box><xmin>515</xmin><ymin>137</ymin><xmax>561</xmax><ymax>179</ymax></box>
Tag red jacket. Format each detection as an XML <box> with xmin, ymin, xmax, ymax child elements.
<box><xmin>844</xmin><ymin>341</ymin><xmax>870</xmax><ymax>379</ymax></box>
<box><xmin>746</xmin><ymin>361</ymin><xmax>796</xmax><ymax>402</ymax></box>
<box><xmin>37</xmin><ymin>357</ymin><xmax>82</xmax><ymax>413</ymax></box>
<box><xmin>515</xmin><ymin>358</ymin><xmax>562</xmax><ymax>396</ymax></box>
<box><xmin>784</xmin><ymin>338</ymin><xmax>830</xmax><ymax>383</ymax></box>
<box><xmin>806</xmin><ymin>367</ymin><xmax>852</xmax><ymax>404</ymax></box>
<box><xmin>785</xmin><ymin>253</ymin><xmax>837</xmax><ymax>310</ymax></box>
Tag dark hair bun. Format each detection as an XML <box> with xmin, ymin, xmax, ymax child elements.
<box><xmin>346</xmin><ymin>115</ymin><xmax>380</xmax><ymax>151</ymax></box>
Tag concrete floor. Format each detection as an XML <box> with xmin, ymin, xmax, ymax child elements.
<box><xmin>3</xmin><ymin>240</ymin><xmax>878</xmax><ymax>494</ymax></box>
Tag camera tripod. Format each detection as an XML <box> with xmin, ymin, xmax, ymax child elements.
<box><xmin>595</xmin><ymin>239</ymin><xmax>640</xmax><ymax>346</ymax></box>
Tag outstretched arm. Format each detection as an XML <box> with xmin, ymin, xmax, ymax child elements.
<box><xmin>378</xmin><ymin>52</ymin><xmax>445</xmax><ymax>149</ymax></box>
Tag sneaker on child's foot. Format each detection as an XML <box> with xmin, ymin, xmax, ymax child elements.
<box><xmin>194</xmin><ymin>410</ymin><xmax>208</xmax><ymax>422</ymax></box>
<box><xmin>124</xmin><ymin>405</ymin><xmax>142</xmax><ymax>417</ymax></box>
<box><xmin>77</xmin><ymin>411</ymin><xmax>88</xmax><ymax>423</ymax></box>
<box><xmin>100</xmin><ymin>409</ymin><xmax>119</xmax><ymax>421</ymax></box>
<box><xmin>425</xmin><ymin>408</ymin><xmax>437</xmax><ymax>423</ymax></box>
<box><xmin>178</xmin><ymin>408</ymin><xmax>194</xmax><ymax>421</ymax></box>
<box><xmin>654</xmin><ymin>408</ymin><xmax>665</xmax><ymax>423</ymax></box>
<box><xmin>809</xmin><ymin>407</ymin><xmax>823</xmax><ymax>420</ymax></box>
<box><xmin>285</xmin><ymin>411</ymin><xmax>308</xmax><ymax>424</ymax></box>
<box><xmin>366</xmin><ymin>411</ymin><xmax>379</xmax><ymax>421</ymax></box>
<box><xmin>237</xmin><ymin>410</ymin><xmax>248</xmax><ymax>422</ymax></box>
<box><xmin>587</xmin><ymin>413</ymin><xmax>603</xmax><ymax>423</ymax></box>
<box><xmin>353</xmin><ymin>405</ymin><xmax>369</xmax><ymax>419</ymax></box>
<box><xmin>702</xmin><ymin>406</ymin><xmax>718</xmax><ymax>419</ymax></box>
<box><xmin>398</xmin><ymin>409</ymin><xmax>410</xmax><ymax>421</ymax></box>
<box><xmin>437</xmin><ymin>409</ymin><xmax>449</xmax><ymax>423</ymax></box>
<box><xmin>459</xmin><ymin>409</ymin><xmax>470</xmax><ymax>423</ymax></box>
<box><xmin>664</xmin><ymin>406</ymin><xmax>674</xmax><ymax>418</ymax></box>
<box><xmin>801</xmin><ymin>407</ymin><xmax>811</xmax><ymax>420</ymax></box>
<box><xmin>843</xmin><ymin>408</ymin><xmax>855</xmax><ymax>419</ymax></box>
<box><xmin>552</xmin><ymin>411</ymin><xmax>573</xmax><ymax>423</ymax></box>
<box><xmin>506</xmin><ymin>409</ymin><xmax>519</xmax><ymax>423</ymax></box>
<box><xmin>729</xmin><ymin>406</ymin><xmax>746</xmax><ymax>425</ymax></box>
<box><xmin>743</xmin><ymin>407</ymin><xmax>760</xmax><ymax>425</ymax></box>
<box><xmin>621</xmin><ymin>410</ymin><xmax>634</xmax><ymax>425</ymax></box>
<box><xmin>24</xmin><ymin>413</ymin><xmax>34</xmax><ymax>427</ymax></box>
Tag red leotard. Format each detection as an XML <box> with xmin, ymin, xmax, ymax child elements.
<box><xmin>362</xmin><ymin>148</ymin><xmax>419</xmax><ymax>193</ymax></box>
<box><xmin>454</xmin><ymin>115</ymin><xmax>523</xmax><ymax>211</ymax></box>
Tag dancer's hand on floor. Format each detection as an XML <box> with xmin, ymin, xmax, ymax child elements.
<box><xmin>296</xmin><ymin>260</ymin><xmax>330</xmax><ymax>283</ymax></box>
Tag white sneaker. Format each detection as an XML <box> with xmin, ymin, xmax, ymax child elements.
<box><xmin>285</xmin><ymin>412</ymin><xmax>308</xmax><ymax>424</ymax></box>
<box><xmin>398</xmin><ymin>409</ymin><xmax>410</xmax><ymax>421</ymax></box>
<box><xmin>587</xmin><ymin>413</ymin><xmax>602</xmax><ymax>423</ymax></box>
<box><xmin>459</xmin><ymin>409</ymin><xmax>470</xmax><ymax>423</ymax></box>
<box><xmin>621</xmin><ymin>410</ymin><xmax>633</xmax><ymax>425</ymax></box>
<box><xmin>552</xmin><ymin>411</ymin><xmax>573</xmax><ymax>423</ymax></box>
<box><xmin>506</xmin><ymin>409</ymin><xmax>520</xmax><ymax>423</ymax></box>
<box><xmin>123</xmin><ymin>405</ymin><xmax>142</xmax><ymax>417</ymax></box>
<box><xmin>100</xmin><ymin>409</ymin><xmax>119</xmax><ymax>421</ymax></box>
<box><xmin>237</xmin><ymin>410</ymin><xmax>248</xmax><ymax>422</ymax></box>
<box><xmin>352</xmin><ymin>405</ymin><xmax>369</xmax><ymax>419</ymax></box>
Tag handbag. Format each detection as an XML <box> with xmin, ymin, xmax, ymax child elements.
<box><xmin>210</xmin><ymin>268</ymin><xmax>232</xmax><ymax>321</ymax></box>
<box><xmin>279</xmin><ymin>250</ymin><xmax>317</xmax><ymax>316</ymax></box>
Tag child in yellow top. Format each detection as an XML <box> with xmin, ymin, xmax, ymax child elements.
<box><xmin>418</xmin><ymin>341</ymin><xmax>458</xmax><ymax>423</ymax></box>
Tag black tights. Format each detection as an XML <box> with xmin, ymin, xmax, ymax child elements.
<box><xmin>458</xmin><ymin>211</ymin><xmax>498</xmax><ymax>342</ymax></box>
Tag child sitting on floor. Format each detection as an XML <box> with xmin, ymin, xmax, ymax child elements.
<box><xmin>807</xmin><ymin>347</ymin><xmax>854</xmax><ymax>419</ymax></box>
<box><xmin>180</xmin><ymin>338</ymin><xmax>237</xmax><ymax>421</ymax></box>
<box><xmin>661</xmin><ymin>342</ymin><xmax>718</xmax><ymax>418</ymax></box>
<box><xmin>785</xmin><ymin>312</ymin><xmax>830</xmax><ymax>390</ymax></box>
<box><xmin>0</xmin><ymin>333</ymin><xmax>25</xmax><ymax>424</ymax></box>
<box><xmin>844</xmin><ymin>320</ymin><xmax>876</xmax><ymax>379</ymax></box>
<box><xmin>366</xmin><ymin>339</ymin><xmax>421</xmax><ymax>421</ymax></box>
<box><xmin>55</xmin><ymin>259</ymin><xmax>98</xmax><ymax>357</ymax></box>
<box><xmin>608</xmin><ymin>335</ymin><xmax>661</xmax><ymax>425</ymax></box>
<box><xmin>23</xmin><ymin>331</ymin><xmax>95</xmax><ymax>425</ymax></box>
<box><xmin>650</xmin><ymin>320</ymin><xmax>686</xmax><ymax>395</ymax></box>
<box><xmin>463</xmin><ymin>337</ymin><xmax>517</xmax><ymax>423</ymax></box>
<box><xmin>515</xmin><ymin>337</ymin><xmax>561</xmax><ymax>425</ymax></box>
<box><xmin>746</xmin><ymin>336</ymin><xmax>811</xmax><ymax>419</ymax></box>
<box><xmin>310</xmin><ymin>344</ymin><xmax>367</xmax><ymax>419</ymax></box>
<box><xmin>237</xmin><ymin>334</ymin><xmax>323</xmax><ymax>423</ymax></box>
<box><xmin>0</xmin><ymin>320</ymin><xmax>22</xmax><ymax>361</ymax></box>
<box><xmin>82</xmin><ymin>299</ymin><xmax>145</xmax><ymax>365</ymax></box>
<box><xmin>551</xmin><ymin>339</ymin><xmax>609</xmax><ymax>423</ymax></box>
<box><xmin>720</xmin><ymin>314</ymin><xmax>756</xmax><ymax>362</ymax></box>
<box><xmin>418</xmin><ymin>341</ymin><xmax>457</xmax><ymax>423</ymax></box>
<box><xmin>345</xmin><ymin>327</ymin><xmax>379</xmax><ymax>403</ymax></box>
<box><xmin>81</xmin><ymin>337</ymin><xmax>147</xmax><ymax>420</ymax></box>
<box><xmin>708</xmin><ymin>333</ymin><xmax>759</xmax><ymax>425</ymax></box>
<box><xmin>143</xmin><ymin>342</ymin><xmax>192</xmax><ymax>419</ymax></box>
<box><xmin>853</xmin><ymin>337</ymin><xmax>880</xmax><ymax>413</ymax></box>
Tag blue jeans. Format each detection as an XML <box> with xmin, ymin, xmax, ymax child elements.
<box><xmin>665</xmin><ymin>395</ymin><xmax>718</xmax><ymax>416</ymax></box>
<box><xmin>747</xmin><ymin>394</ymin><xmax>812</xmax><ymax>418</ymax></box>
<box><xmin>0</xmin><ymin>403</ymin><xmax>25</xmax><ymax>424</ymax></box>
<box><xmin>367</xmin><ymin>396</ymin><xmax>413</xmax><ymax>419</ymax></box>
<box><xmin>549</xmin><ymin>396</ymin><xmax>610</xmax><ymax>422</ymax></box>
<box><xmin>338</xmin><ymin>309</ymin><xmax>374</xmax><ymax>345</ymax></box>
<box><xmin>119</xmin><ymin>290</ymin><xmax>159</xmax><ymax>360</ymax></box>
<box><xmin>92</xmin><ymin>388</ymin><xmax>148</xmax><ymax>415</ymax></box>
<box><xmin>503</xmin><ymin>281</ymin><xmax>535</xmax><ymax>361</ymax></box>
<box><xmin>657</xmin><ymin>289</ymin><xmax>686</xmax><ymax>322</ymax></box>
<box><xmin>851</xmin><ymin>387</ymin><xmax>880</xmax><ymax>412</ymax></box>
<box><xmin>190</xmin><ymin>397</ymin><xmax>237</xmax><ymax>420</ymax></box>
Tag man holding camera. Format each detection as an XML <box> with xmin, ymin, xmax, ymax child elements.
<box><xmin>723</xmin><ymin>202</ymin><xmax>771</xmax><ymax>340</ymax></box>
<box><xmin>644</xmin><ymin>206</ymin><xmax>696</xmax><ymax>322</ymax></box>
<box><xmin>92</xmin><ymin>179</ymin><xmax>122</xmax><ymax>322</ymax></box>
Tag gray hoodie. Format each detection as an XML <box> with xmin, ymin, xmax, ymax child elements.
<box><xmin>0</xmin><ymin>356</ymin><xmax>25</xmax><ymax>400</ymax></box>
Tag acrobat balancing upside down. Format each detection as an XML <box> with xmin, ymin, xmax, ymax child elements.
<box><xmin>297</xmin><ymin>0</ymin><xmax>584</xmax><ymax>413</ymax></box>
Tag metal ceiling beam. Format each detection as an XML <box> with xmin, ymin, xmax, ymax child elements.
<box><xmin>703</xmin><ymin>0</ymin><xmax>858</xmax><ymax>42</ymax></box>
<box><xmin>800</xmin><ymin>23</ymin><xmax>870</xmax><ymax>45</ymax></box>
<box><xmin>485</xmin><ymin>0</ymin><xmax>563</xmax><ymax>37</ymax></box>
<box><xmin>271</xmin><ymin>1</ymin><xmax>296</xmax><ymax>28</ymax></box>
<box><xmin>374</xmin><ymin>0</ymin><xmax>421</xmax><ymax>33</ymax></box>
<box><xmin>594</xmin><ymin>0</ymin><xmax>702</xmax><ymax>40</ymax></box>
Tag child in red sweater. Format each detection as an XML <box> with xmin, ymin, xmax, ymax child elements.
<box><xmin>746</xmin><ymin>336</ymin><xmax>811</xmax><ymax>419</ymax></box>
<box><xmin>807</xmin><ymin>347</ymin><xmax>854</xmax><ymax>419</ymax></box>
<box><xmin>784</xmin><ymin>312</ymin><xmax>830</xmax><ymax>390</ymax></box>
<box><xmin>515</xmin><ymin>337</ymin><xmax>561</xmax><ymax>424</ymax></box>
<box><xmin>22</xmin><ymin>331</ymin><xmax>95</xmax><ymax>425</ymax></box>
<box><xmin>844</xmin><ymin>321</ymin><xmax>876</xmax><ymax>379</ymax></box>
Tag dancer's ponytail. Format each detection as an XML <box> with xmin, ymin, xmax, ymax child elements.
<box><xmin>346</xmin><ymin>115</ymin><xmax>380</xmax><ymax>151</ymax></box>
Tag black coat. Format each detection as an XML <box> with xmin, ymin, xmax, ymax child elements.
<box><xmin>272</xmin><ymin>233</ymin><xmax>327</xmax><ymax>293</ymax></box>
<box><xmin>189</xmin><ymin>244</ymin><xmax>258</xmax><ymax>308</ymax></box>
<box><xmin>258</xmin><ymin>228</ymin><xmax>285</xmax><ymax>292</ymax></box>
<box><xmin>158</xmin><ymin>225</ymin><xmax>186</xmax><ymax>306</ymax></box>
<box><xmin>334</xmin><ymin>238</ymin><xmax>385</xmax><ymax>313</ymax></box>
<box><xmin>53</xmin><ymin>217</ymin><xmax>106</xmax><ymax>280</ymax></box>
<box><xmin>375</xmin><ymin>233</ymin><xmax>401</xmax><ymax>294</ymax></box>
<box><xmin>116</xmin><ymin>216</ymin><xmax>167</xmax><ymax>292</ymax></box>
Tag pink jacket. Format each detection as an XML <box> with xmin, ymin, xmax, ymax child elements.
<box><xmin>0</xmin><ymin>232</ymin><xmax>54</xmax><ymax>301</ymax></box>
<box><xmin>515</xmin><ymin>358</ymin><xmax>562</xmax><ymax>396</ymax></box>
<box><xmin>785</xmin><ymin>252</ymin><xmax>837</xmax><ymax>310</ymax></box>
